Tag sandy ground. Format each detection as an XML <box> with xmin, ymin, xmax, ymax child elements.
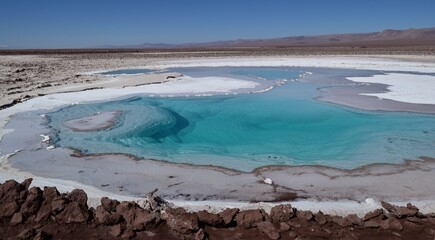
<box><xmin>1</xmin><ymin>52</ymin><xmax>435</xmax><ymax>216</ymax></box>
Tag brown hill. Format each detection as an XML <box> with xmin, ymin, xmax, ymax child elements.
<box><xmin>129</xmin><ymin>27</ymin><xmax>435</xmax><ymax>48</ymax></box>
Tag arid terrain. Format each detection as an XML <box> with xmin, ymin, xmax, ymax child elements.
<box><xmin>1</xmin><ymin>47</ymin><xmax>435</xmax><ymax>239</ymax></box>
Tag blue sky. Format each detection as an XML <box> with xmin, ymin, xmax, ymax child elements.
<box><xmin>1</xmin><ymin>0</ymin><xmax>434</xmax><ymax>49</ymax></box>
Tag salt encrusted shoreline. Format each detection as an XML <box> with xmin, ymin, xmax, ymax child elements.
<box><xmin>1</xmin><ymin>55</ymin><xmax>435</xmax><ymax>218</ymax></box>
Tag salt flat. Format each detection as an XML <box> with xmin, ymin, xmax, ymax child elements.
<box><xmin>1</xmin><ymin>55</ymin><xmax>435</xmax><ymax>216</ymax></box>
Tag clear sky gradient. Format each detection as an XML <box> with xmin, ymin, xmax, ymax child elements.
<box><xmin>1</xmin><ymin>0</ymin><xmax>435</xmax><ymax>49</ymax></box>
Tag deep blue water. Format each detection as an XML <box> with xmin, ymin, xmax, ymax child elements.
<box><xmin>46</xmin><ymin>67</ymin><xmax>435</xmax><ymax>171</ymax></box>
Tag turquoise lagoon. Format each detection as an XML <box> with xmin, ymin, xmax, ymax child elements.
<box><xmin>46</xmin><ymin>67</ymin><xmax>435</xmax><ymax>172</ymax></box>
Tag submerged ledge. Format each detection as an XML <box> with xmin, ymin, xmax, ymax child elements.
<box><xmin>63</xmin><ymin>110</ymin><xmax>122</xmax><ymax>132</ymax></box>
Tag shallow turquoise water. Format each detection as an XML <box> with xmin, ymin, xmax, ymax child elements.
<box><xmin>101</xmin><ymin>68</ymin><xmax>153</xmax><ymax>75</ymax></box>
<box><xmin>47</xmin><ymin>67</ymin><xmax>435</xmax><ymax>171</ymax></box>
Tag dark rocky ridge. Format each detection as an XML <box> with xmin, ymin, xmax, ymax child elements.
<box><xmin>1</xmin><ymin>179</ymin><xmax>435</xmax><ymax>239</ymax></box>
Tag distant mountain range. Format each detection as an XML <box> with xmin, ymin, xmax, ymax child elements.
<box><xmin>105</xmin><ymin>27</ymin><xmax>435</xmax><ymax>49</ymax></box>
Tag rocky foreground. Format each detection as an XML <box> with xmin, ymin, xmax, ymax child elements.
<box><xmin>1</xmin><ymin>179</ymin><xmax>435</xmax><ymax>239</ymax></box>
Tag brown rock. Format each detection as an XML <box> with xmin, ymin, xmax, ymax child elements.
<box><xmin>235</xmin><ymin>209</ymin><xmax>266</xmax><ymax>229</ymax></box>
<box><xmin>288</xmin><ymin>231</ymin><xmax>297</xmax><ymax>239</ymax></box>
<box><xmin>20</xmin><ymin>178</ymin><xmax>33</xmax><ymax>191</ymax></box>
<box><xmin>345</xmin><ymin>214</ymin><xmax>363</xmax><ymax>226</ymax></box>
<box><xmin>380</xmin><ymin>219</ymin><xmax>390</xmax><ymax>229</ymax></box>
<box><xmin>0</xmin><ymin>200</ymin><xmax>20</xmax><ymax>218</ymax></box>
<box><xmin>67</xmin><ymin>189</ymin><xmax>88</xmax><ymax>208</ymax></box>
<box><xmin>219</xmin><ymin>208</ymin><xmax>239</xmax><ymax>225</ymax></box>
<box><xmin>109</xmin><ymin>224</ymin><xmax>122</xmax><ymax>237</ymax></box>
<box><xmin>56</xmin><ymin>202</ymin><xmax>89</xmax><ymax>223</ymax></box>
<box><xmin>0</xmin><ymin>179</ymin><xmax>22</xmax><ymax>204</ymax></box>
<box><xmin>333</xmin><ymin>216</ymin><xmax>352</xmax><ymax>227</ymax></box>
<box><xmin>257</xmin><ymin>221</ymin><xmax>280</xmax><ymax>240</ymax></box>
<box><xmin>121</xmin><ymin>229</ymin><xmax>136</xmax><ymax>239</ymax></box>
<box><xmin>279</xmin><ymin>222</ymin><xmax>290</xmax><ymax>232</ymax></box>
<box><xmin>364</xmin><ymin>219</ymin><xmax>381</xmax><ymax>228</ymax></box>
<box><xmin>17</xmin><ymin>228</ymin><xmax>35</xmax><ymax>239</ymax></box>
<box><xmin>314</xmin><ymin>211</ymin><xmax>327</xmax><ymax>225</ymax></box>
<box><xmin>101</xmin><ymin>197</ymin><xmax>119</xmax><ymax>212</ymax></box>
<box><xmin>95</xmin><ymin>205</ymin><xmax>111</xmax><ymax>224</ymax></box>
<box><xmin>165</xmin><ymin>209</ymin><xmax>200</xmax><ymax>236</ymax></box>
<box><xmin>403</xmin><ymin>221</ymin><xmax>421</xmax><ymax>231</ymax></box>
<box><xmin>20</xmin><ymin>187</ymin><xmax>43</xmax><ymax>218</ymax></box>
<box><xmin>132</xmin><ymin>209</ymin><xmax>159</xmax><ymax>230</ymax></box>
<box><xmin>10</xmin><ymin>212</ymin><xmax>23</xmax><ymax>225</ymax></box>
<box><xmin>51</xmin><ymin>196</ymin><xmax>68</xmax><ymax>213</ymax></box>
<box><xmin>296</xmin><ymin>210</ymin><xmax>313</xmax><ymax>222</ymax></box>
<box><xmin>43</xmin><ymin>186</ymin><xmax>59</xmax><ymax>200</ymax></box>
<box><xmin>389</xmin><ymin>218</ymin><xmax>403</xmax><ymax>231</ymax></box>
<box><xmin>197</xmin><ymin>210</ymin><xmax>222</xmax><ymax>226</ymax></box>
<box><xmin>35</xmin><ymin>187</ymin><xmax>61</xmax><ymax>222</ymax></box>
<box><xmin>424</xmin><ymin>227</ymin><xmax>435</xmax><ymax>236</ymax></box>
<box><xmin>270</xmin><ymin>204</ymin><xmax>294</xmax><ymax>223</ymax></box>
<box><xmin>381</xmin><ymin>201</ymin><xmax>418</xmax><ymax>218</ymax></box>
<box><xmin>115</xmin><ymin>201</ymin><xmax>139</xmax><ymax>228</ymax></box>
<box><xmin>363</xmin><ymin>208</ymin><xmax>384</xmax><ymax>221</ymax></box>
<box><xmin>33</xmin><ymin>230</ymin><xmax>50</xmax><ymax>240</ymax></box>
<box><xmin>194</xmin><ymin>228</ymin><xmax>205</xmax><ymax>240</ymax></box>
<box><xmin>286</xmin><ymin>221</ymin><xmax>301</xmax><ymax>228</ymax></box>
<box><xmin>35</xmin><ymin>201</ymin><xmax>52</xmax><ymax>223</ymax></box>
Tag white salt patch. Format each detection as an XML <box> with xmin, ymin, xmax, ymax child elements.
<box><xmin>264</xmin><ymin>178</ymin><xmax>273</xmax><ymax>185</ymax></box>
<box><xmin>46</xmin><ymin>146</ymin><xmax>55</xmax><ymax>150</ymax></box>
<box><xmin>347</xmin><ymin>73</ymin><xmax>435</xmax><ymax>104</ymax></box>
<box><xmin>40</xmin><ymin>134</ymin><xmax>50</xmax><ymax>142</ymax></box>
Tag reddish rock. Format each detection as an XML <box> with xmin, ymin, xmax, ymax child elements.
<box><xmin>286</xmin><ymin>220</ymin><xmax>301</xmax><ymax>228</ymax></box>
<box><xmin>197</xmin><ymin>210</ymin><xmax>223</xmax><ymax>226</ymax></box>
<box><xmin>270</xmin><ymin>204</ymin><xmax>294</xmax><ymax>223</ymax></box>
<box><xmin>345</xmin><ymin>214</ymin><xmax>363</xmax><ymax>226</ymax></box>
<box><xmin>109</xmin><ymin>224</ymin><xmax>122</xmax><ymax>237</ymax></box>
<box><xmin>218</xmin><ymin>208</ymin><xmax>239</xmax><ymax>225</ymax></box>
<box><xmin>279</xmin><ymin>222</ymin><xmax>290</xmax><ymax>232</ymax></box>
<box><xmin>56</xmin><ymin>202</ymin><xmax>89</xmax><ymax>223</ymax></box>
<box><xmin>132</xmin><ymin>208</ymin><xmax>159</xmax><ymax>231</ymax></box>
<box><xmin>20</xmin><ymin>187</ymin><xmax>43</xmax><ymax>218</ymax></box>
<box><xmin>296</xmin><ymin>210</ymin><xmax>313</xmax><ymax>222</ymax></box>
<box><xmin>314</xmin><ymin>211</ymin><xmax>327</xmax><ymax>225</ymax></box>
<box><xmin>101</xmin><ymin>197</ymin><xmax>119</xmax><ymax>212</ymax></box>
<box><xmin>389</xmin><ymin>218</ymin><xmax>403</xmax><ymax>231</ymax></box>
<box><xmin>403</xmin><ymin>220</ymin><xmax>421</xmax><ymax>231</ymax></box>
<box><xmin>333</xmin><ymin>216</ymin><xmax>352</xmax><ymax>227</ymax></box>
<box><xmin>380</xmin><ymin>219</ymin><xmax>390</xmax><ymax>229</ymax></box>
<box><xmin>381</xmin><ymin>201</ymin><xmax>418</xmax><ymax>218</ymax></box>
<box><xmin>10</xmin><ymin>212</ymin><xmax>23</xmax><ymax>225</ymax></box>
<box><xmin>33</xmin><ymin>230</ymin><xmax>50</xmax><ymax>240</ymax></box>
<box><xmin>95</xmin><ymin>205</ymin><xmax>113</xmax><ymax>225</ymax></box>
<box><xmin>364</xmin><ymin>219</ymin><xmax>381</xmax><ymax>228</ymax></box>
<box><xmin>363</xmin><ymin>209</ymin><xmax>384</xmax><ymax>221</ymax></box>
<box><xmin>165</xmin><ymin>209</ymin><xmax>200</xmax><ymax>236</ymax></box>
<box><xmin>257</xmin><ymin>221</ymin><xmax>280</xmax><ymax>240</ymax></box>
<box><xmin>235</xmin><ymin>209</ymin><xmax>266</xmax><ymax>229</ymax></box>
